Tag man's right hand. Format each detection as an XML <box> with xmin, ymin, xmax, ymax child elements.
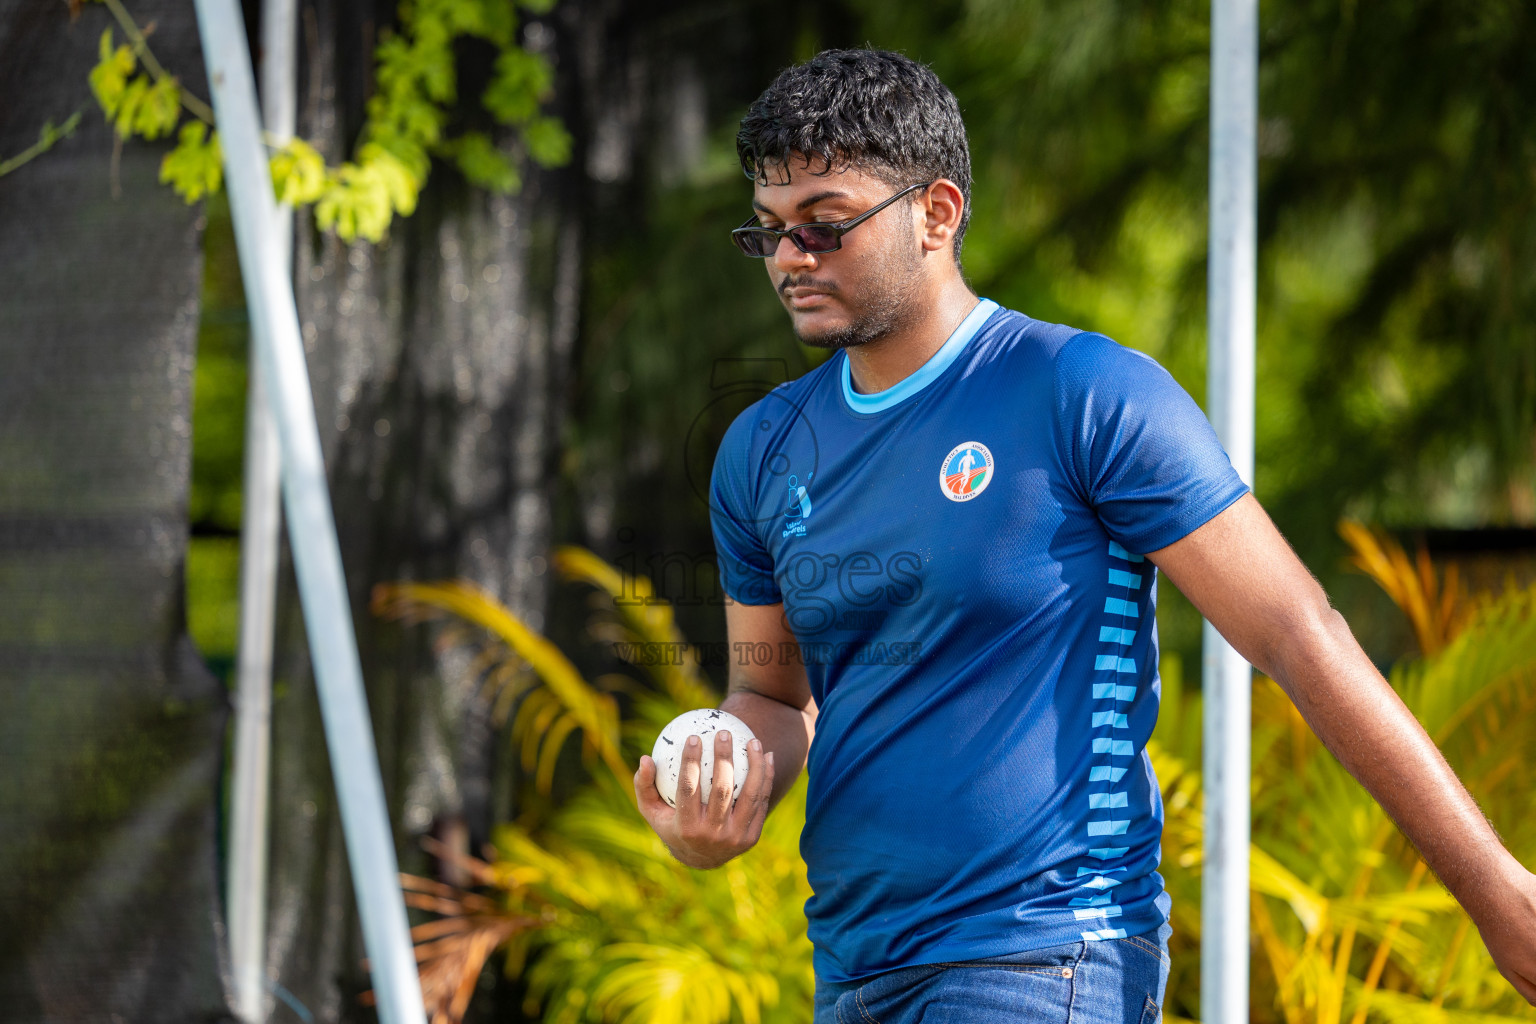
<box><xmin>634</xmin><ymin>729</ymin><xmax>775</xmax><ymax>870</ymax></box>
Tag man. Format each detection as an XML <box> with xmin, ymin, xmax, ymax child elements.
<box><xmin>632</xmin><ymin>49</ymin><xmax>1536</xmax><ymax>1022</ymax></box>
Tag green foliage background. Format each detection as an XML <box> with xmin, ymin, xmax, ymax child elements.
<box><xmin>570</xmin><ymin>0</ymin><xmax>1536</xmax><ymax>678</ymax></box>
<box><xmin>85</xmin><ymin>0</ymin><xmax>569</xmax><ymax>238</ymax></box>
<box><xmin>180</xmin><ymin>0</ymin><xmax>1536</xmax><ymax>680</ymax></box>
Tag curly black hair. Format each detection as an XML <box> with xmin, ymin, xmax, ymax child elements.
<box><xmin>737</xmin><ymin>49</ymin><xmax>972</xmax><ymax>265</ymax></box>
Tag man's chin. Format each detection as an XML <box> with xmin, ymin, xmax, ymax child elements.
<box><xmin>791</xmin><ymin>311</ymin><xmax>866</xmax><ymax>350</ymax></box>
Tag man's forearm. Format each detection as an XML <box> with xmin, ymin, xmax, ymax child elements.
<box><xmin>1263</xmin><ymin>605</ymin><xmax>1526</xmax><ymax>917</ymax></box>
<box><xmin>719</xmin><ymin>684</ymin><xmax>815</xmax><ymax>810</ymax></box>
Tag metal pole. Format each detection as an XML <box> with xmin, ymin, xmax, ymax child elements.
<box><xmin>1204</xmin><ymin>0</ymin><xmax>1257</xmax><ymax>1021</ymax></box>
<box><xmin>227</xmin><ymin>0</ymin><xmax>296</xmax><ymax>1018</ymax></box>
<box><xmin>192</xmin><ymin>4</ymin><xmax>426</xmax><ymax>1023</ymax></box>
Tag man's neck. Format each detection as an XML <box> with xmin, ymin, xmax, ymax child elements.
<box><xmin>843</xmin><ymin>277</ymin><xmax>981</xmax><ymax>395</ymax></box>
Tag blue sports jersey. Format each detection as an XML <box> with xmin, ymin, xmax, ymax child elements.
<box><xmin>708</xmin><ymin>299</ymin><xmax>1248</xmax><ymax>984</ymax></box>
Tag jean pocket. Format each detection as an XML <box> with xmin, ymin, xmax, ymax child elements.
<box><xmin>1137</xmin><ymin>994</ymin><xmax>1162</xmax><ymax>1024</ymax></box>
<box><xmin>932</xmin><ymin>960</ymin><xmax>1077</xmax><ymax>978</ymax></box>
<box><xmin>857</xmin><ymin>955</ymin><xmax>1078</xmax><ymax>1024</ymax></box>
<box><xmin>930</xmin><ymin>942</ymin><xmax>1083</xmax><ymax>978</ymax></box>
<box><xmin>1117</xmin><ymin>933</ymin><xmax>1170</xmax><ymax>966</ymax></box>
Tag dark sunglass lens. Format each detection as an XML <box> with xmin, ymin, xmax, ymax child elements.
<box><xmin>732</xmin><ymin>230</ymin><xmax>775</xmax><ymax>257</ymax></box>
<box><xmin>731</xmin><ymin>231</ymin><xmax>768</xmax><ymax>256</ymax></box>
<box><xmin>791</xmin><ymin>225</ymin><xmax>841</xmax><ymax>253</ymax></box>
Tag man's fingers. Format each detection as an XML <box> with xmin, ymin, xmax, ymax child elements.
<box><xmin>731</xmin><ymin>738</ymin><xmax>769</xmax><ymax>829</ymax></box>
<box><xmin>634</xmin><ymin>755</ymin><xmax>669</xmax><ymax>819</ymax></box>
<box><xmin>675</xmin><ymin>734</ymin><xmax>703</xmax><ymax>823</ymax></box>
<box><xmin>743</xmin><ymin>786</ymin><xmax>770</xmax><ymax>845</ymax></box>
<box><xmin>632</xmin><ymin>758</ymin><xmax>675</xmax><ymax>829</ymax></box>
<box><xmin>639</xmin><ymin>728</ymin><xmax>776</xmax><ymax>868</ymax></box>
<box><xmin>760</xmin><ymin>746</ymin><xmax>776</xmax><ymax>801</ymax></box>
<box><xmin>706</xmin><ymin>731</ymin><xmax>735</xmax><ymax>825</ymax></box>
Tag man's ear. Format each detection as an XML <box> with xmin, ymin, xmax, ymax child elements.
<box><xmin>919</xmin><ymin>180</ymin><xmax>965</xmax><ymax>254</ymax></box>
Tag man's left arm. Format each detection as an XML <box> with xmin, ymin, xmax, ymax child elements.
<box><xmin>1149</xmin><ymin>493</ymin><xmax>1536</xmax><ymax>1003</ymax></box>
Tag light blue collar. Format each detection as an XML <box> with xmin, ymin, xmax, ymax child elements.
<box><xmin>840</xmin><ymin>298</ymin><xmax>1000</xmax><ymax>414</ymax></box>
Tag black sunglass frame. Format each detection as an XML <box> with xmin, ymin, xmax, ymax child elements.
<box><xmin>731</xmin><ymin>181</ymin><xmax>936</xmax><ymax>258</ymax></box>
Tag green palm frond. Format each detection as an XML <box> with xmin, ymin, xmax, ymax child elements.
<box><xmin>500</xmin><ymin>776</ymin><xmax>813</xmax><ymax>1024</ymax></box>
<box><xmin>376</xmin><ymin>558</ymin><xmax>814</xmax><ymax>1024</ymax></box>
<box><xmin>587</xmin><ymin>943</ymin><xmax>779</xmax><ymax>1024</ymax></box>
<box><xmin>1396</xmin><ymin>587</ymin><xmax>1536</xmax><ymax>748</ymax></box>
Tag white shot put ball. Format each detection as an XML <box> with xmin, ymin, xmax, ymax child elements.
<box><xmin>650</xmin><ymin>708</ymin><xmax>756</xmax><ymax>808</ymax></box>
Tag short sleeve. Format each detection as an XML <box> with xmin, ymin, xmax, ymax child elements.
<box><xmin>709</xmin><ymin>406</ymin><xmax>783</xmax><ymax>605</ymax></box>
<box><xmin>1054</xmin><ymin>332</ymin><xmax>1250</xmax><ymax>554</ymax></box>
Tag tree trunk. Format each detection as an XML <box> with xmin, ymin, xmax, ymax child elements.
<box><xmin>260</xmin><ymin>1</ymin><xmax>584</xmax><ymax>1016</ymax></box>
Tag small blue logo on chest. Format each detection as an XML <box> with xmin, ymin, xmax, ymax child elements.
<box><xmin>782</xmin><ymin>473</ymin><xmax>813</xmax><ymax>538</ymax></box>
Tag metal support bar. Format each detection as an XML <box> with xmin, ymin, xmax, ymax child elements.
<box><xmin>227</xmin><ymin>0</ymin><xmax>296</xmax><ymax>1019</ymax></box>
<box><xmin>192</xmin><ymin>3</ymin><xmax>426</xmax><ymax>1023</ymax></box>
<box><xmin>1203</xmin><ymin>0</ymin><xmax>1258</xmax><ymax>1021</ymax></box>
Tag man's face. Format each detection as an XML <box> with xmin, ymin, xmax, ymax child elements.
<box><xmin>751</xmin><ymin>159</ymin><xmax>927</xmax><ymax>349</ymax></box>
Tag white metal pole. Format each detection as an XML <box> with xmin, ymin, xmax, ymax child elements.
<box><xmin>192</xmin><ymin>4</ymin><xmax>426</xmax><ymax>1023</ymax></box>
<box><xmin>227</xmin><ymin>0</ymin><xmax>296</xmax><ymax>1019</ymax></box>
<box><xmin>1204</xmin><ymin>0</ymin><xmax>1257</xmax><ymax>1021</ymax></box>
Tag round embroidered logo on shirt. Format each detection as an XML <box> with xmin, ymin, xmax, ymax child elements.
<box><xmin>940</xmin><ymin>441</ymin><xmax>994</xmax><ymax>502</ymax></box>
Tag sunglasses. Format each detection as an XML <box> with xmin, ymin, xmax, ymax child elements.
<box><xmin>731</xmin><ymin>181</ymin><xmax>936</xmax><ymax>258</ymax></box>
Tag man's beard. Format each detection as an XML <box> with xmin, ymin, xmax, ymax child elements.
<box><xmin>786</xmin><ymin>244</ymin><xmax>925</xmax><ymax>350</ymax></box>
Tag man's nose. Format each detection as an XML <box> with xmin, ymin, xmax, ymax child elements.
<box><xmin>771</xmin><ymin>234</ymin><xmax>818</xmax><ymax>274</ymax></box>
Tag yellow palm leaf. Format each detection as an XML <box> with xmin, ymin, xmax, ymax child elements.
<box><xmin>552</xmin><ymin>544</ymin><xmax>719</xmax><ymax>711</ymax></box>
<box><xmin>372</xmin><ymin>579</ymin><xmax>630</xmax><ymax>789</ymax></box>
<box><xmin>1338</xmin><ymin>520</ymin><xmax>1471</xmax><ymax>656</ymax></box>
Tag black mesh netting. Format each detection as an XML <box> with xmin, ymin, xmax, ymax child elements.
<box><xmin>0</xmin><ymin>3</ymin><xmax>234</xmax><ymax>1022</ymax></box>
<box><xmin>0</xmin><ymin>0</ymin><xmax>724</xmax><ymax>1018</ymax></box>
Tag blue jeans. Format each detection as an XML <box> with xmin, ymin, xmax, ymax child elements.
<box><xmin>812</xmin><ymin>924</ymin><xmax>1171</xmax><ymax>1024</ymax></box>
